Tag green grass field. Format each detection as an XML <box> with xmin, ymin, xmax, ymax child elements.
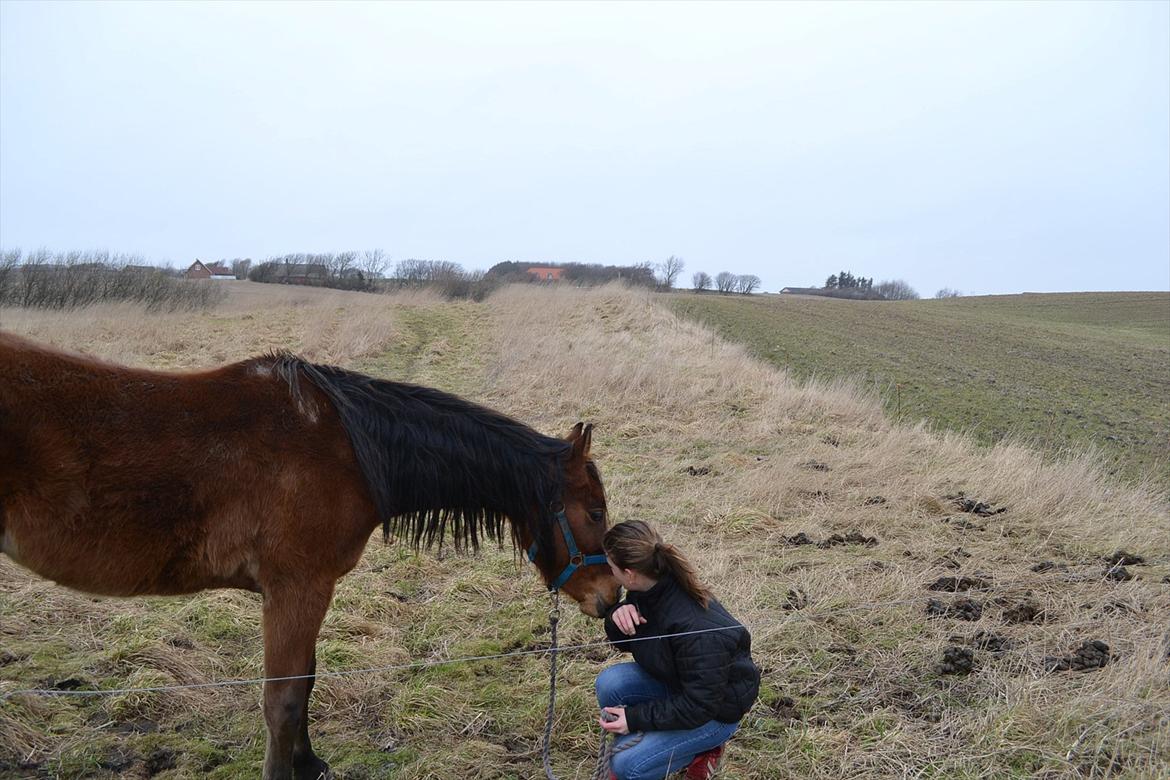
<box><xmin>669</xmin><ymin>292</ymin><xmax>1170</xmax><ymax>488</ymax></box>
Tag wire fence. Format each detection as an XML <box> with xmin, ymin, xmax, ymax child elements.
<box><xmin>2</xmin><ymin>593</ymin><xmax>1165</xmax><ymax>709</ymax></box>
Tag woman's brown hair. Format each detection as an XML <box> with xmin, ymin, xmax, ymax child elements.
<box><xmin>603</xmin><ymin>520</ymin><xmax>712</xmax><ymax>608</ymax></box>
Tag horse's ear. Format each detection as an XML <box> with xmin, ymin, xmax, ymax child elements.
<box><xmin>566</xmin><ymin>421</ymin><xmax>585</xmax><ymax>441</ymax></box>
<box><xmin>570</xmin><ymin>423</ymin><xmax>593</xmax><ymax>461</ymax></box>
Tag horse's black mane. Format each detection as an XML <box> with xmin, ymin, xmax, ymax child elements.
<box><xmin>271</xmin><ymin>354</ymin><xmax>570</xmax><ymax>559</ymax></box>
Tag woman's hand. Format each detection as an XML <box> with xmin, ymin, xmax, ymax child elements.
<box><xmin>599</xmin><ymin>706</ymin><xmax>630</xmax><ymax>735</ymax></box>
<box><xmin>611</xmin><ymin>604</ymin><xmax>646</xmax><ymax>636</ymax></box>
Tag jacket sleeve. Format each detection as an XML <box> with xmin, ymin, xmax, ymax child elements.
<box><xmin>602</xmin><ymin>600</ymin><xmax>636</xmax><ymax>652</ymax></box>
<box><xmin>624</xmin><ymin>631</ymin><xmax>733</xmax><ymax>732</ymax></box>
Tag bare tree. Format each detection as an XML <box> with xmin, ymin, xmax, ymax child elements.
<box><xmin>0</xmin><ymin>248</ymin><xmax>21</xmax><ymax>302</ymax></box>
<box><xmin>631</xmin><ymin>260</ymin><xmax>654</xmax><ymax>281</ymax></box>
<box><xmin>934</xmin><ymin>287</ymin><xmax>962</xmax><ymax>298</ymax></box>
<box><xmin>735</xmin><ymin>274</ymin><xmax>761</xmax><ymax>294</ymax></box>
<box><xmin>231</xmin><ymin>258</ymin><xmax>252</xmax><ymax>280</ymax></box>
<box><xmin>715</xmin><ymin>271</ymin><xmax>737</xmax><ymax>294</ymax></box>
<box><xmin>656</xmin><ymin>256</ymin><xmax>685</xmax><ymax>290</ymax></box>
<box><xmin>0</xmin><ymin>247</ymin><xmax>223</xmax><ymax>310</ymax></box>
<box><xmin>692</xmin><ymin>271</ymin><xmax>712</xmax><ymax>292</ymax></box>
<box><xmin>394</xmin><ymin>259</ymin><xmax>464</xmax><ymax>287</ymax></box>
<box><xmin>875</xmin><ymin>279</ymin><xmax>920</xmax><ymax>300</ymax></box>
<box><xmin>328</xmin><ymin>251</ymin><xmax>359</xmax><ymax>281</ymax></box>
<box><xmin>394</xmin><ymin>258</ymin><xmax>427</xmax><ymax>286</ymax></box>
<box><xmin>361</xmin><ymin>249</ymin><xmax>388</xmax><ymax>280</ymax></box>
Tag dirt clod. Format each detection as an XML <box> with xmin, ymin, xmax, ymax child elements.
<box><xmin>947</xmin><ymin>493</ymin><xmax>1007</xmax><ymax>517</ymax></box>
<box><xmin>1105</xmin><ymin>550</ymin><xmax>1144</xmax><ymax>566</ymax></box>
<box><xmin>145</xmin><ymin>748</ymin><xmax>177</xmax><ymax>776</ymax></box>
<box><xmin>784</xmin><ymin>530</ymin><xmax>877</xmax><ymax>548</ymax></box>
<box><xmin>769</xmin><ymin>695</ymin><xmax>802</xmax><ymax>722</ymax></box>
<box><xmin>112</xmin><ymin>718</ymin><xmax>158</xmax><ymax>734</ymax></box>
<box><xmin>1000</xmin><ymin>599</ymin><xmax>1045</xmax><ymax>624</ymax></box>
<box><xmin>935</xmin><ymin>645</ymin><xmax>975</xmax><ymax>675</ymax></box>
<box><xmin>1030</xmin><ymin>560</ymin><xmax>1069</xmax><ymax>573</ymax></box>
<box><xmin>1045</xmin><ymin>639</ymin><xmax>1111</xmax><ymax>672</ymax></box>
<box><xmin>926</xmin><ymin>597</ymin><xmax>983</xmax><ymax>621</ymax></box>
<box><xmin>971</xmin><ymin>630</ymin><xmax>1014</xmax><ymax>653</ymax></box>
<box><xmin>927</xmin><ymin>575</ymin><xmax>990</xmax><ymax>592</ymax></box>
<box><xmin>783</xmin><ymin>587</ymin><xmax>808</xmax><ymax>611</ymax></box>
<box><xmin>941</xmin><ymin>516</ymin><xmax>984</xmax><ymax>531</ymax></box>
<box><xmin>1104</xmin><ymin>565</ymin><xmax>1134</xmax><ymax>582</ymax></box>
<box><xmin>684</xmin><ymin>465</ymin><xmax>711</xmax><ymax>477</ymax></box>
<box><xmin>99</xmin><ymin>748</ymin><xmax>136</xmax><ymax>772</ymax></box>
<box><xmin>817</xmin><ymin>530</ymin><xmax>879</xmax><ymax>548</ymax></box>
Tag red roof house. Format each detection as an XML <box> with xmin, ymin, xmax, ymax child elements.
<box><xmin>526</xmin><ymin>266</ymin><xmax>564</xmax><ymax>282</ymax></box>
<box><xmin>185</xmin><ymin>260</ymin><xmax>236</xmax><ymax>280</ymax></box>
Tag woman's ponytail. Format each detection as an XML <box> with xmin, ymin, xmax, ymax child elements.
<box><xmin>656</xmin><ymin>541</ymin><xmax>711</xmax><ymax>609</ymax></box>
<box><xmin>604</xmin><ymin>521</ymin><xmax>712</xmax><ymax>609</ymax></box>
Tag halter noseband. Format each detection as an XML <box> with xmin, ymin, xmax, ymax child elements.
<box><xmin>527</xmin><ymin>504</ymin><xmax>608</xmax><ymax>591</ymax></box>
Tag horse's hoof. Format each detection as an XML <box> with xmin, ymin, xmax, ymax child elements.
<box><xmin>293</xmin><ymin>757</ymin><xmax>332</xmax><ymax>780</ymax></box>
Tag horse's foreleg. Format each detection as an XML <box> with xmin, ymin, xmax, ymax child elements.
<box><xmin>261</xmin><ymin>580</ymin><xmax>334</xmax><ymax>780</ymax></box>
<box><xmin>293</xmin><ymin>651</ymin><xmax>319</xmax><ymax>769</ymax></box>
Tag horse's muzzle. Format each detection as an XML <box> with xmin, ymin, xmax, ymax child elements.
<box><xmin>583</xmin><ymin>593</ymin><xmax>614</xmax><ymax>619</ymax></box>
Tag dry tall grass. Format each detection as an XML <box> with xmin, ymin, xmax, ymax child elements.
<box><xmin>1</xmin><ymin>282</ymin><xmax>1167</xmax><ymax>779</ymax></box>
<box><xmin>0</xmin><ymin>284</ymin><xmax>446</xmax><ymax>368</ymax></box>
<box><xmin>484</xmin><ymin>284</ymin><xmax>1170</xmax><ymax>778</ymax></box>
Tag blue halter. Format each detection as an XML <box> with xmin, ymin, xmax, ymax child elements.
<box><xmin>527</xmin><ymin>506</ymin><xmax>609</xmax><ymax>591</ymax></box>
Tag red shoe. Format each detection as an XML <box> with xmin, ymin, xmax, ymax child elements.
<box><xmin>609</xmin><ymin>773</ymin><xmax>618</xmax><ymax>780</ymax></box>
<box><xmin>685</xmin><ymin>744</ymin><xmax>724</xmax><ymax>780</ymax></box>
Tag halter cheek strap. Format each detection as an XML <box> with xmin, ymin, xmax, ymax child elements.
<box><xmin>527</xmin><ymin>507</ymin><xmax>609</xmax><ymax>591</ymax></box>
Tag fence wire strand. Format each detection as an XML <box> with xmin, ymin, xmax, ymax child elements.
<box><xmin>0</xmin><ymin>594</ymin><xmax>1164</xmax><ymax>710</ymax></box>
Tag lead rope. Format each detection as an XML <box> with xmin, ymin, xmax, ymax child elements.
<box><xmin>541</xmin><ymin>589</ymin><xmax>562</xmax><ymax>780</ymax></box>
<box><xmin>589</xmin><ymin>715</ymin><xmax>645</xmax><ymax>780</ymax></box>
<box><xmin>542</xmin><ymin>590</ymin><xmax>645</xmax><ymax>780</ymax></box>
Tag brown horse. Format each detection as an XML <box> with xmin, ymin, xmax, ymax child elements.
<box><xmin>0</xmin><ymin>332</ymin><xmax>619</xmax><ymax>779</ymax></box>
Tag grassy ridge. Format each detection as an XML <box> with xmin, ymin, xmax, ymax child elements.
<box><xmin>668</xmin><ymin>292</ymin><xmax>1170</xmax><ymax>487</ymax></box>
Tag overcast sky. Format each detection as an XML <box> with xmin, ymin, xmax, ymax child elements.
<box><xmin>1</xmin><ymin>1</ymin><xmax>1167</xmax><ymax>295</ymax></box>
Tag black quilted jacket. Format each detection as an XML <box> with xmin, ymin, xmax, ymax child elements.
<box><xmin>603</xmin><ymin>573</ymin><xmax>760</xmax><ymax>732</ymax></box>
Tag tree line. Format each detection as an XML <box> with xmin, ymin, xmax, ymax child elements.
<box><xmin>0</xmin><ymin>248</ymin><xmax>224</xmax><ymax>311</ymax></box>
<box><xmin>690</xmin><ymin>270</ymin><xmax>761</xmax><ymax>294</ymax></box>
<box><xmin>825</xmin><ymin>271</ymin><xmax>873</xmax><ymax>291</ymax></box>
<box><xmin>246</xmin><ymin>255</ymin><xmax>671</xmax><ymax>298</ymax></box>
<box><xmin>485</xmin><ymin>260</ymin><xmax>657</xmax><ymax>287</ymax></box>
<box><xmin>488</xmin><ymin>256</ymin><xmax>763</xmax><ymax>295</ymax></box>
<box><xmin>808</xmin><ymin>269</ymin><xmax>921</xmax><ymax>300</ymax></box>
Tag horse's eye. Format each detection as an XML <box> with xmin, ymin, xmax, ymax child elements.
<box><xmin>590</xmin><ymin>510</ymin><xmax>606</xmax><ymax>524</ymax></box>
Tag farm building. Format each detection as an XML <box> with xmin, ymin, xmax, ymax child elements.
<box><xmin>526</xmin><ymin>266</ymin><xmax>564</xmax><ymax>282</ymax></box>
<box><xmin>185</xmin><ymin>260</ymin><xmax>236</xmax><ymax>280</ymax></box>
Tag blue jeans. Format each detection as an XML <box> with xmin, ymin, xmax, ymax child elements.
<box><xmin>595</xmin><ymin>662</ymin><xmax>738</xmax><ymax>780</ymax></box>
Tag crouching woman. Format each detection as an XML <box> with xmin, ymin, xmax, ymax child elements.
<box><xmin>597</xmin><ymin>520</ymin><xmax>760</xmax><ymax>780</ymax></box>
